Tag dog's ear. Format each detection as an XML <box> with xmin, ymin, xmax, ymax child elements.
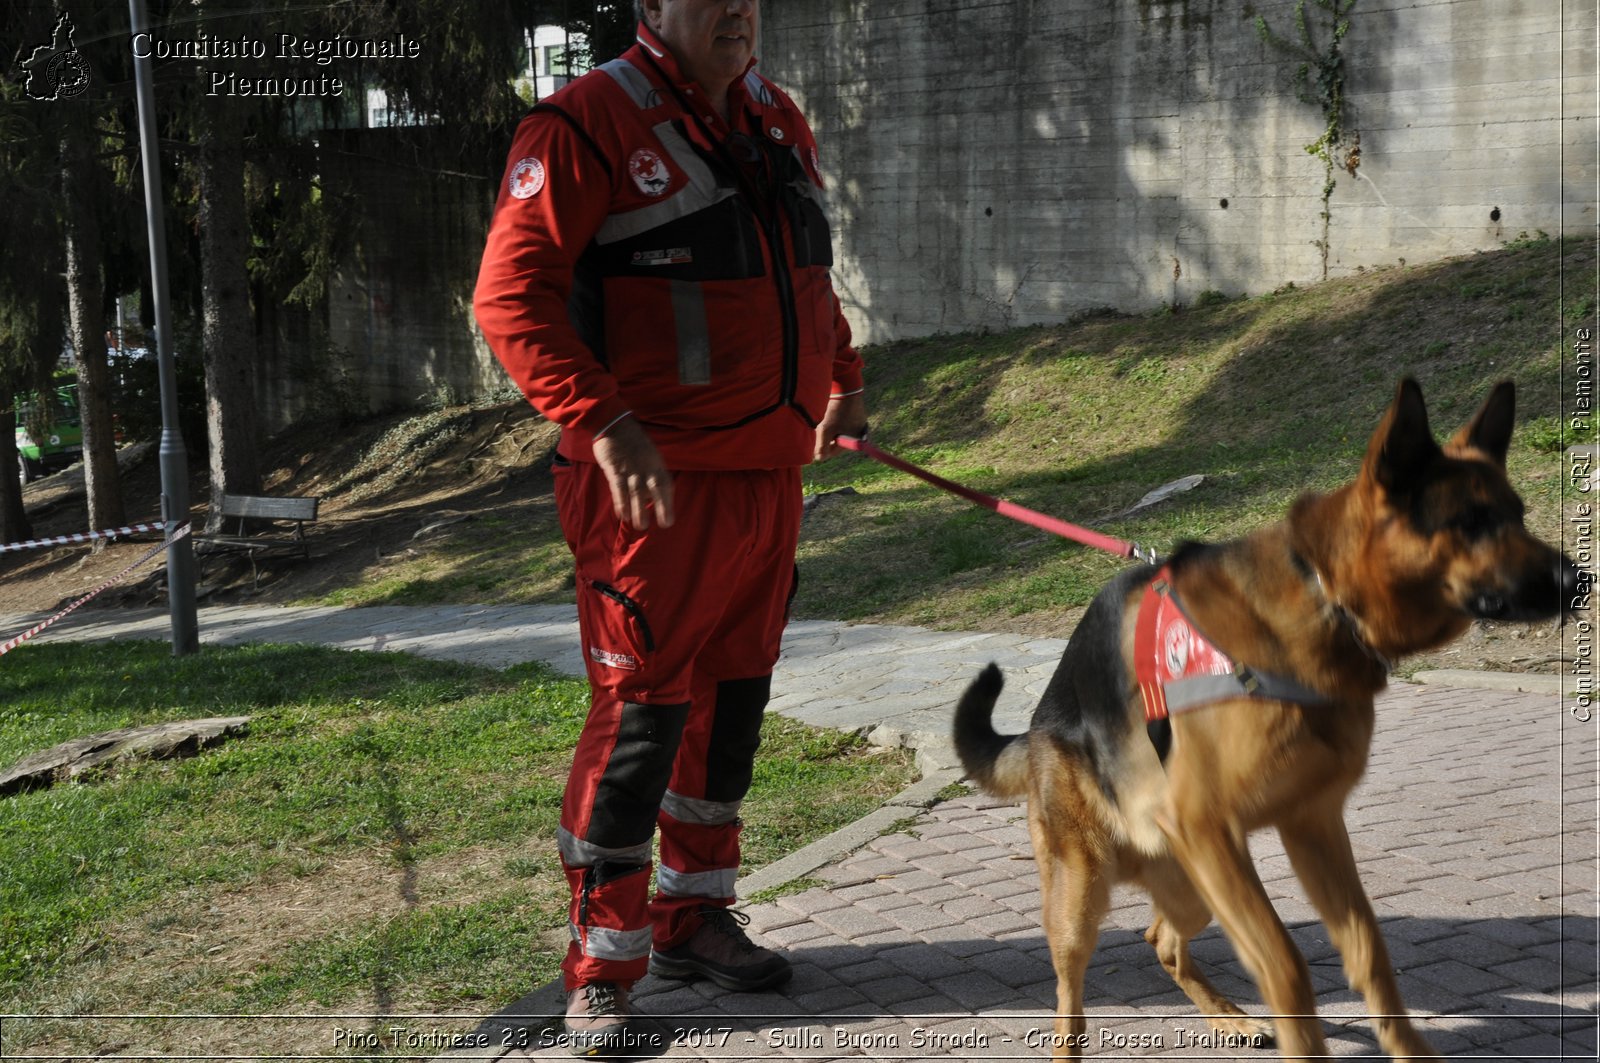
<box><xmin>1448</xmin><ymin>380</ymin><xmax>1515</xmax><ymax>467</ymax></box>
<box><xmin>1363</xmin><ymin>377</ymin><xmax>1440</xmax><ymax>495</ymax></box>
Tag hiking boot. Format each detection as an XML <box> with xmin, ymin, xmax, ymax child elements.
<box><xmin>649</xmin><ymin>906</ymin><xmax>792</xmax><ymax>991</ymax></box>
<box><xmin>562</xmin><ymin>981</ymin><xmax>632</xmax><ymax>1057</ymax></box>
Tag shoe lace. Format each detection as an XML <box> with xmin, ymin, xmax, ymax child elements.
<box><xmin>698</xmin><ymin>906</ymin><xmax>758</xmax><ymax>954</ymax></box>
<box><xmin>582</xmin><ymin>982</ymin><xmax>621</xmax><ymax>1015</ymax></box>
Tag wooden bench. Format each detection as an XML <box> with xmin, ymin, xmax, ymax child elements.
<box><xmin>195</xmin><ymin>494</ymin><xmax>320</xmax><ymax>587</ymax></box>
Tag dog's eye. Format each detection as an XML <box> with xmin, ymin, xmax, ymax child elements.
<box><xmin>1450</xmin><ymin>506</ymin><xmax>1501</xmax><ymax>540</ymax></box>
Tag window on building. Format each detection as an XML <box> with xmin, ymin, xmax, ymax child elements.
<box><xmin>543</xmin><ymin>44</ymin><xmax>571</xmax><ymax>78</ymax></box>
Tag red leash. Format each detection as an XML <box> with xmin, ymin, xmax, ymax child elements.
<box><xmin>836</xmin><ymin>436</ymin><xmax>1159</xmax><ymax>564</ymax></box>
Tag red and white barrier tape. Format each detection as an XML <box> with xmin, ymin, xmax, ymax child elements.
<box><xmin>0</xmin><ymin>522</ymin><xmax>192</xmax><ymax>658</ymax></box>
<box><xmin>0</xmin><ymin>520</ymin><xmax>166</xmax><ymax>554</ymax></box>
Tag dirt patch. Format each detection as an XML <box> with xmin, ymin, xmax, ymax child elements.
<box><xmin>113</xmin><ymin>845</ymin><xmax>532</xmax><ymax>979</ymax></box>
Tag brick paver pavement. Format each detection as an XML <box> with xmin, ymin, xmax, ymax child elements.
<box><xmin>493</xmin><ymin>683</ymin><xmax>1595</xmax><ymax>1061</ymax></box>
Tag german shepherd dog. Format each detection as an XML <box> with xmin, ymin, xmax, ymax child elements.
<box><xmin>954</xmin><ymin>380</ymin><xmax>1582</xmax><ymax>1060</ymax></box>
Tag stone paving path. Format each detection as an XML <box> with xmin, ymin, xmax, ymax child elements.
<box><xmin>2</xmin><ymin>603</ymin><xmax>1594</xmax><ymax>1060</ymax></box>
<box><xmin>491</xmin><ymin>685</ymin><xmax>1598</xmax><ymax>1062</ymax></box>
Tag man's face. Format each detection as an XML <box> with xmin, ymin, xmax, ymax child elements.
<box><xmin>645</xmin><ymin>0</ymin><xmax>758</xmax><ymax>94</ymax></box>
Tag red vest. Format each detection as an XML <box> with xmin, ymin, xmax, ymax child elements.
<box><xmin>474</xmin><ymin>27</ymin><xmax>863</xmax><ymax>471</ymax></box>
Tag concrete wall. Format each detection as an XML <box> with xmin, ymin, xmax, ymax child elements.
<box><xmin>759</xmin><ymin>0</ymin><xmax>1599</xmax><ymax>345</ymax></box>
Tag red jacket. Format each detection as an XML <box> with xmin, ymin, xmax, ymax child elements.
<box><xmin>473</xmin><ymin>25</ymin><xmax>864</xmax><ymax>471</ymax></box>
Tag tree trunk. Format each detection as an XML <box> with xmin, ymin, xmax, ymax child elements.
<box><xmin>62</xmin><ymin>128</ymin><xmax>125</xmax><ymax>530</ymax></box>
<box><xmin>0</xmin><ymin>405</ymin><xmax>32</xmax><ymax>545</ymax></box>
<box><xmin>196</xmin><ymin>106</ymin><xmax>262</xmax><ymax>531</ymax></box>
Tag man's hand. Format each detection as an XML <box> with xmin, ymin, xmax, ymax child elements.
<box><xmin>813</xmin><ymin>391</ymin><xmax>869</xmax><ymax>462</ymax></box>
<box><xmin>593</xmin><ymin>416</ymin><xmax>674</xmax><ymax>529</ymax></box>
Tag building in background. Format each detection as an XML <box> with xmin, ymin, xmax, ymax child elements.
<box><xmin>263</xmin><ymin>0</ymin><xmax>1596</xmax><ymax>429</ymax></box>
<box><xmin>519</xmin><ymin>24</ymin><xmax>588</xmax><ymax>101</ymax></box>
<box><xmin>364</xmin><ymin>24</ymin><xmax>591</xmax><ymax>127</ymax></box>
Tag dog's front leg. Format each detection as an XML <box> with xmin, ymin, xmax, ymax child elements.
<box><xmin>1140</xmin><ymin>860</ymin><xmax>1274</xmax><ymax>1044</ymax></box>
<box><xmin>1279</xmin><ymin>807</ymin><xmax>1443</xmax><ymax>1062</ymax></box>
<box><xmin>1158</xmin><ymin>811</ymin><xmax>1328</xmax><ymax>1059</ymax></box>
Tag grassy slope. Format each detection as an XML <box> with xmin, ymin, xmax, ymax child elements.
<box><xmin>794</xmin><ymin>236</ymin><xmax>1594</xmax><ymax>631</ymax></box>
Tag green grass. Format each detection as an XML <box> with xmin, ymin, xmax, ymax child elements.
<box><xmin>0</xmin><ymin>641</ymin><xmax>913</xmax><ymax>1050</ymax></box>
<box><xmin>793</xmin><ymin>236</ymin><xmax>1591</xmax><ymax>629</ymax></box>
<box><xmin>745</xmin><ymin>876</ymin><xmax>828</xmax><ymax>905</ymax></box>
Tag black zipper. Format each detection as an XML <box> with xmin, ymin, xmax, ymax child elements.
<box><xmin>591</xmin><ymin>581</ymin><xmax>656</xmax><ymax>652</ymax></box>
<box><xmin>762</xmin><ymin>190</ymin><xmax>801</xmax><ymax>414</ymax></box>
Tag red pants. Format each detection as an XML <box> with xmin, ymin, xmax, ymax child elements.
<box><xmin>553</xmin><ymin>458</ymin><xmax>802</xmax><ymax>990</ymax></box>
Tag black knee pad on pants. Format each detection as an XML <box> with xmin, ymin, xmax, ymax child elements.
<box><xmin>586</xmin><ymin>700</ymin><xmax>689</xmax><ymax>849</ymax></box>
<box><xmin>705</xmin><ymin>676</ymin><xmax>771</xmax><ymax>804</ymax></box>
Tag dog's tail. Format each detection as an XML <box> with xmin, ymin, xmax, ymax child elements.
<box><xmin>952</xmin><ymin>663</ymin><xmax>1031</xmax><ymax>799</ymax></box>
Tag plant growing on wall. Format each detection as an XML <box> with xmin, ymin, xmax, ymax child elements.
<box><xmin>1253</xmin><ymin>0</ymin><xmax>1358</xmax><ymax>278</ymax></box>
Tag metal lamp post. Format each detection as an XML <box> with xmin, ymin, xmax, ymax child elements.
<box><xmin>128</xmin><ymin>0</ymin><xmax>198</xmax><ymax>655</ymax></box>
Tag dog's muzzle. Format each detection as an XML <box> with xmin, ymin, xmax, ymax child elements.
<box><xmin>1471</xmin><ymin>554</ymin><xmax>1589</xmax><ymax>621</ymax></box>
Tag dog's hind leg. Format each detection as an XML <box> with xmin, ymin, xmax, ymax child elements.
<box><xmin>1279</xmin><ymin>807</ymin><xmax>1443</xmax><ymax>1062</ymax></box>
<box><xmin>1159</xmin><ymin>811</ymin><xmax>1329</xmax><ymax>1059</ymax></box>
<box><xmin>1028</xmin><ymin>803</ymin><xmax>1109</xmax><ymax>1061</ymax></box>
<box><xmin>1141</xmin><ymin>861</ymin><xmax>1274</xmax><ymax>1045</ymax></box>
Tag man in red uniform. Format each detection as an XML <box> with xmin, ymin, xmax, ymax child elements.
<box><xmin>474</xmin><ymin>0</ymin><xmax>867</xmax><ymax>1053</ymax></box>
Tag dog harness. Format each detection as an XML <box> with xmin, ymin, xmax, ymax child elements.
<box><xmin>1135</xmin><ymin>567</ymin><xmax>1331</xmax><ymax>761</ymax></box>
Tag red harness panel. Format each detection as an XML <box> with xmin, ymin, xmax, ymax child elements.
<box><xmin>1135</xmin><ymin>568</ymin><xmax>1235</xmax><ymax>725</ymax></box>
<box><xmin>1134</xmin><ymin>567</ymin><xmax>1331</xmax><ymax>761</ymax></box>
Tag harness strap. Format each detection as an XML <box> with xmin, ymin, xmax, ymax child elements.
<box><xmin>1166</xmin><ymin>668</ymin><xmax>1331</xmax><ymax>714</ymax></box>
<box><xmin>1135</xmin><ymin>567</ymin><xmax>1332</xmax><ymax>763</ymax></box>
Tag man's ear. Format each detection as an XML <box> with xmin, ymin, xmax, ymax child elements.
<box><xmin>1448</xmin><ymin>380</ymin><xmax>1515</xmax><ymax>467</ymax></box>
<box><xmin>1362</xmin><ymin>377</ymin><xmax>1440</xmax><ymax>496</ymax></box>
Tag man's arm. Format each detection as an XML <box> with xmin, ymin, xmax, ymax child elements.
<box><xmin>473</xmin><ymin>110</ymin><xmax>673</xmax><ymax>528</ymax></box>
<box><xmin>786</xmin><ymin>101</ymin><xmax>869</xmax><ymax>463</ymax></box>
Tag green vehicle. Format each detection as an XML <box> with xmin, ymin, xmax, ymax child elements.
<box><xmin>14</xmin><ymin>383</ymin><xmax>83</xmax><ymax>484</ymax></box>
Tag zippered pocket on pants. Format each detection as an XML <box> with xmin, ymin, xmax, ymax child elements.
<box><xmin>591</xmin><ymin>580</ymin><xmax>657</xmax><ymax>653</ymax></box>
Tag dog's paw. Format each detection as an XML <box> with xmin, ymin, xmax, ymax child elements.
<box><xmin>1207</xmin><ymin>1015</ymin><xmax>1274</xmax><ymax>1047</ymax></box>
